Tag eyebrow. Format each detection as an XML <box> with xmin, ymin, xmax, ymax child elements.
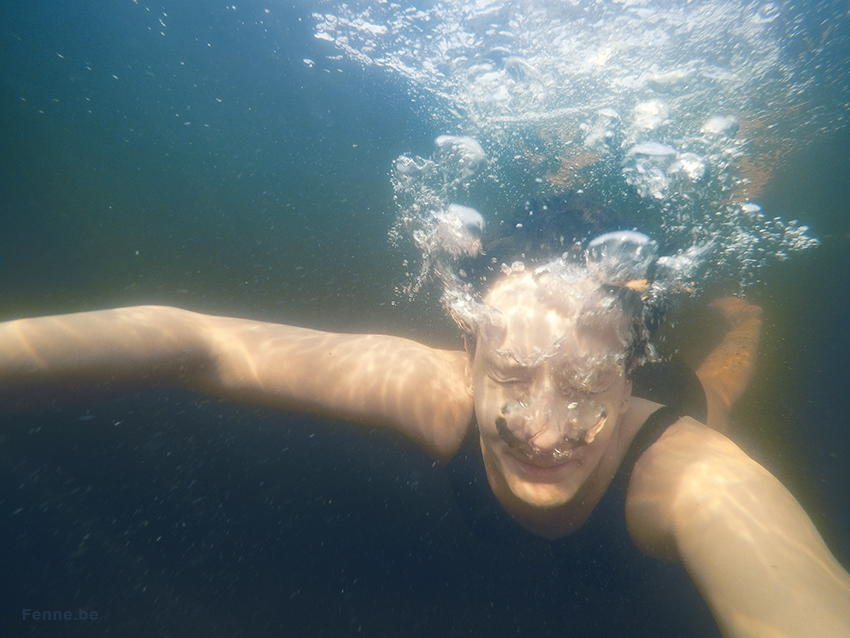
<box><xmin>554</xmin><ymin>358</ymin><xmax>624</xmax><ymax>391</ymax></box>
<box><xmin>486</xmin><ymin>353</ymin><xmax>531</xmax><ymax>372</ymax></box>
<box><xmin>490</xmin><ymin>346</ymin><xmax>554</xmax><ymax>368</ymax></box>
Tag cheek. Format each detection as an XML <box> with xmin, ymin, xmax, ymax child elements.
<box><xmin>474</xmin><ymin>385</ymin><xmax>500</xmax><ymax>432</ymax></box>
<box><xmin>473</xmin><ymin>379</ymin><xmax>513</xmax><ymax>437</ymax></box>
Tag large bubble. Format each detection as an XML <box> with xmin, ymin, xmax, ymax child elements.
<box><xmin>585</xmin><ymin>231</ymin><xmax>658</xmax><ymax>287</ymax></box>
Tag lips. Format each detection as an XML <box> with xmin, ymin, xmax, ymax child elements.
<box><xmin>508</xmin><ymin>451</ymin><xmax>575</xmax><ymax>478</ymax></box>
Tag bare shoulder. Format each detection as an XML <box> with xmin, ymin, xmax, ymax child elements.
<box><xmin>624</xmin><ymin>418</ymin><xmax>756</xmax><ymax>560</ymax></box>
<box><xmin>633</xmin><ymin>417</ymin><xmax>741</xmax><ymax>468</ymax></box>
<box><xmin>416</xmin><ymin>348</ymin><xmax>475</xmax><ymax>460</ymax></box>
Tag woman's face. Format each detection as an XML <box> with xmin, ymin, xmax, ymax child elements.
<box><xmin>471</xmin><ymin>273</ymin><xmax>633</xmax><ymax>509</ymax></box>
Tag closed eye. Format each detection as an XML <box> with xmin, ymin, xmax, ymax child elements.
<box><xmin>487</xmin><ymin>366</ymin><xmax>531</xmax><ymax>385</ymax></box>
<box><xmin>488</xmin><ymin>372</ymin><xmax>526</xmax><ymax>385</ymax></box>
<box><xmin>557</xmin><ymin>373</ymin><xmax>619</xmax><ymax>396</ymax></box>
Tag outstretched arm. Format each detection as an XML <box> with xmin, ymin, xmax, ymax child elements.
<box><xmin>626</xmin><ymin>419</ymin><xmax>850</xmax><ymax>638</ymax></box>
<box><xmin>0</xmin><ymin>306</ymin><xmax>473</xmax><ymax>460</ymax></box>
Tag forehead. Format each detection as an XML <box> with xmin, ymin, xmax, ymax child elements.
<box><xmin>479</xmin><ymin>272</ymin><xmax>628</xmax><ymax>364</ymax></box>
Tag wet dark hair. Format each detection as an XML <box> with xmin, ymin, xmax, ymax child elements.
<box><xmin>474</xmin><ymin>191</ymin><xmax>625</xmax><ymax>274</ymax></box>
<box><xmin>608</xmin><ymin>284</ymin><xmax>653</xmax><ymax>376</ymax></box>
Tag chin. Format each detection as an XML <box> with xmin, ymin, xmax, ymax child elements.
<box><xmin>507</xmin><ymin>475</ymin><xmax>578</xmax><ymax>509</ymax></box>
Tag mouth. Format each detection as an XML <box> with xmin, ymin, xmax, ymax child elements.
<box><xmin>507</xmin><ymin>450</ymin><xmax>576</xmax><ymax>478</ymax></box>
<box><xmin>496</xmin><ymin>415</ymin><xmax>581</xmax><ymax>472</ymax></box>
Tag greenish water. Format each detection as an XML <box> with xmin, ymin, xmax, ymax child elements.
<box><xmin>1</xmin><ymin>1</ymin><xmax>848</xmax><ymax>636</ymax></box>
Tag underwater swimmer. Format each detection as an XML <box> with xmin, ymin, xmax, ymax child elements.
<box><xmin>0</xmin><ymin>264</ymin><xmax>848</xmax><ymax>637</ymax></box>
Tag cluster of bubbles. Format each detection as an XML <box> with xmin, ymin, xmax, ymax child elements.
<box><xmin>314</xmin><ymin>0</ymin><xmax>797</xmax><ymax>125</ymax></box>
<box><xmin>389</xmin><ymin>136</ymin><xmax>489</xmax><ymax>295</ymax></box>
<box><xmin>314</xmin><ymin>0</ymin><xmax>827</xmax><ymax>315</ymax></box>
<box><xmin>389</xmin><ymin>133</ymin><xmax>815</xmax><ymax>321</ymax></box>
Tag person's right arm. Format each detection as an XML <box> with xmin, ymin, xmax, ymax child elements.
<box><xmin>0</xmin><ymin>306</ymin><xmax>473</xmax><ymax>460</ymax></box>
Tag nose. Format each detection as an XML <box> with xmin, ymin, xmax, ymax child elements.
<box><xmin>497</xmin><ymin>385</ymin><xmax>608</xmax><ymax>455</ymax></box>
<box><xmin>525</xmin><ymin>400</ymin><xmax>565</xmax><ymax>451</ymax></box>
<box><xmin>527</xmin><ymin>428</ymin><xmax>565</xmax><ymax>457</ymax></box>
<box><xmin>497</xmin><ymin>382</ymin><xmax>566</xmax><ymax>454</ymax></box>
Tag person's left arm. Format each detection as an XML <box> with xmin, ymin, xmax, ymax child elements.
<box><xmin>625</xmin><ymin>418</ymin><xmax>850</xmax><ymax>638</ymax></box>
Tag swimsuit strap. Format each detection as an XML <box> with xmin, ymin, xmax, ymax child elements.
<box><xmin>615</xmin><ymin>404</ymin><xmax>685</xmax><ymax>486</ymax></box>
<box><xmin>613</xmin><ymin>358</ymin><xmax>708</xmax><ymax>487</ymax></box>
